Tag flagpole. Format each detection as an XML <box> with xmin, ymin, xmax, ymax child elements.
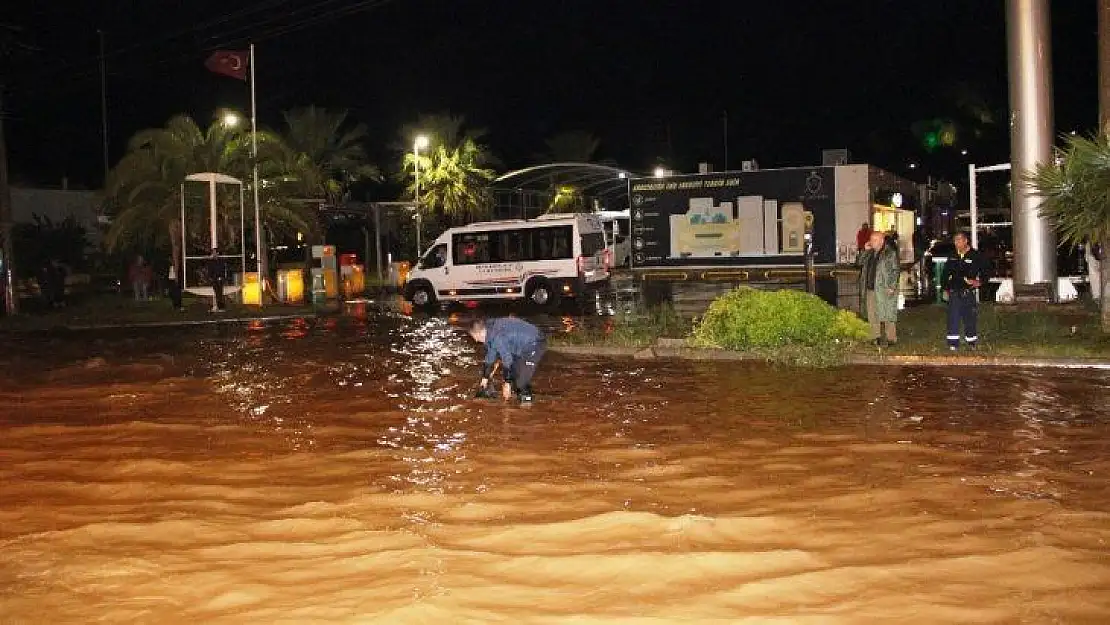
<box><xmin>250</xmin><ymin>43</ymin><xmax>264</xmax><ymax>307</ymax></box>
<box><xmin>98</xmin><ymin>30</ymin><xmax>110</xmax><ymax>183</ymax></box>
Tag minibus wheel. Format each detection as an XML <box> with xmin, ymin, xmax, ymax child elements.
<box><xmin>527</xmin><ymin>279</ymin><xmax>557</xmax><ymax>308</ymax></box>
<box><xmin>410</xmin><ymin>283</ymin><xmax>436</xmax><ymax>307</ymax></box>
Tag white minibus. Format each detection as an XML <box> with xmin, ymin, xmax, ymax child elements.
<box><xmin>403</xmin><ymin>213</ymin><xmax>611</xmax><ymax>307</ymax></box>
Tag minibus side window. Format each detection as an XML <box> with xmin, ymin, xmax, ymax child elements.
<box><xmin>530</xmin><ymin>226</ymin><xmax>573</xmax><ymax>261</ymax></box>
<box><xmin>452</xmin><ymin>232</ymin><xmax>492</xmax><ymax>265</ymax></box>
<box><xmin>495</xmin><ymin>230</ymin><xmax>526</xmax><ymax>262</ymax></box>
<box><xmin>422</xmin><ymin>244</ymin><xmax>448</xmax><ymax>269</ymax></box>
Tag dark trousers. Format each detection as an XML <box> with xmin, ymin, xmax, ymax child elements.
<box><xmin>212</xmin><ymin>279</ymin><xmax>226</xmax><ymax>310</ymax></box>
<box><xmin>169</xmin><ymin>279</ymin><xmax>182</xmax><ymax>309</ymax></box>
<box><xmin>947</xmin><ymin>290</ymin><xmax>979</xmax><ymax>347</ymax></box>
<box><xmin>509</xmin><ymin>342</ymin><xmax>546</xmax><ymax>391</ymax></box>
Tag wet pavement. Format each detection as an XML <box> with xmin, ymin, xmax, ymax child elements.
<box><xmin>1</xmin><ymin>313</ymin><xmax>1109</xmax><ymax>623</ymax></box>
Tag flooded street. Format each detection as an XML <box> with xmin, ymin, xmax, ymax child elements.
<box><xmin>2</xmin><ymin>314</ymin><xmax>1109</xmax><ymax>623</ymax></box>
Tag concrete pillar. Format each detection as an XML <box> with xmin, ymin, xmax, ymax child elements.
<box><xmin>1006</xmin><ymin>0</ymin><xmax>1057</xmax><ymax>287</ymax></box>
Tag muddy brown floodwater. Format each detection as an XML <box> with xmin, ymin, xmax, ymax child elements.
<box><xmin>2</xmin><ymin>314</ymin><xmax>1110</xmax><ymax>624</ymax></box>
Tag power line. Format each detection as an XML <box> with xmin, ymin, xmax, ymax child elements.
<box><xmin>201</xmin><ymin>0</ymin><xmax>355</xmax><ymax>48</ymax></box>
<box><xmin>8</xmin><ymin>0</ymin><xmax>302</xmax><ymax>85</ymax></box>
<box><xmin>115</xmin><ymin>0</ymin><xmax>301</xmax><ymax>56</ymax></box>
<box><xmin>225</xmin><ymin>0</ymin><xmax>400</xmax><ymax>45</ymax></box>
<box><xmin>7</xmin><ymin>0</ymin><xmax>399</xmax><ymax>102</ymax></box>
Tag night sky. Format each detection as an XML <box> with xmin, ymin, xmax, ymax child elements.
<box><xmin>2</xmin><ymin>1</ymin><xmax>1098</xmax><ymax>190</ymax></box>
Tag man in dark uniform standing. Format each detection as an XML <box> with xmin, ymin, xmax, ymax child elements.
<box><xmin>941</xmin><ymin>232</ymin><xmax>989</xmax><ymax>351</ymax></box>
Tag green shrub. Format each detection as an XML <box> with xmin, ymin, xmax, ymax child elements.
<box><xmin>690</xmin><ymin>287</ymin><xmax>869</xmax><ymax>351</ymax></box>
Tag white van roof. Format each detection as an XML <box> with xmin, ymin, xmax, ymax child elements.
<box><xmin>453</xmin><ymin>213</ymin><xmax>594</xmax><ymax>232</ymax></box>
<box><xmin>533</xmin><ymin>213</ymin><xmax>585</xmax><ymax>222</ymax></box>
<box><xmin>596</xmin><ymin>210</ymin><xmax>630</xmax><ymax>220</ymax></box>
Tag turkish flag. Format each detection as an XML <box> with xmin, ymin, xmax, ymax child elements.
<box><xmin>205</xmin><ymin>50</ymin><xmax>248</xmax><ymax>81</ymax></box>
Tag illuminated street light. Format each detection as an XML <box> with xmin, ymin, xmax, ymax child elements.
<box><xmin>908</xmin><ymin>162</ymin><xmax>917</xmax><ymax>170</ymax></box>
<box><xmin>961</xmin><ymin>149</ymin><xmax>969</xmax><ymax>156</ymax></box>
<box><xmin>413</xmin><ymin>134</ymin><xmax>430</xmax><ymax>256</ymax></box>
<box><xmin>222</xmin><ymin>112</ymin><xmax>241</xmax><ymax>128</ymax></box>
<box><xmin>653</xmin><ymin>166</ymin><xmax>668</xmax><ymax>178</ymax></box>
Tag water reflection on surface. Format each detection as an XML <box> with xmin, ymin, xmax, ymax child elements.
<box><xmin>1</xmin><ymin>314</ymin><xmax>1110</xmax><ymax>623</ymax></box>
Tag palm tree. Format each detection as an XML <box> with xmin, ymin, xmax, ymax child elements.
<box><xmin>107</xmin><ymin>109</ymin><xmax>380</xmax><ymax>280</ymax></box>
<box><xmin>275</xmin><ymin>106</ymin><xmax>380</xmax><ymax>205</ymax></box>
<box><xmin>398</xmin><ymin>113</ymin><xmax>498</xmax><ymax>232</ymax></box>
<box><xmin>534</xmin><ymin>131</ymin><xmax>601</xmax><ymax>213</ymax></box>
<box><xmin>403</xmin><ymin>138</ymin><xmax>496</xmax><ymax>224</ymax></box>
<box><xmin>262</xmin><ymin>106</ymin><xmax>381</xmax><ymax>258</ymax></box>
<box><xmin>397</xmin><ymin>112</ymin><xmax>494</xmax><ymax>159</ymax></box>
<box><xmin>1028</xmin><ymin>133</ymin><xmax>1110</xmax><ymax>330</ymax></box>
<box><xmin>547</xmin><ymin>185</ymin><xmax>588</xmax><ymax>214</ymax></box>
<box><xmin>105</xmin><ymin>114</ymin><xmax>253</xmax><ymax>276</ymax></box>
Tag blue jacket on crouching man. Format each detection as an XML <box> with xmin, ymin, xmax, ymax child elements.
<box><xmin>482</xmin><ymin>317</ymin><xmax>546</xmax><ymax>395</ymax></box>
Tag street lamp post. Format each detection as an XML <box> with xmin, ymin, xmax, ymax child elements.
<box><xmin>413</xmin><ymin>135</ymin><xmax>429</xmax><ymax>259</ymax></box>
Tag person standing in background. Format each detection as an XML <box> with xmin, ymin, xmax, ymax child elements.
<box><xmin>857</xmin><ymin>230</ymin><xmax>900</xmax><ymax>346</ymax></box>
<box><xmin>37</xmin><ymin>262</ymin><xmax>55</xmax><ymax>308</ymax></box>
<box><xmin>167</xmin><ymin>261</ymin><xmax>183</xmax><ymax>311</ymax></box>
<box><xmin>128</xmin><ymin>255</ymin><xmax>149</xmax><ymax>301</ymax></box>
<box><xmin>206</xmin><ymin>249</ymin><xmax>227</xmax><ymax>312</ymax></box>
<box><xmin>856</xmin><ymin>222</ymin><xmax>872</xmax><ymax>252</ymax></box>
<box><xmin>942</xmin><ymin>232</ymin><xmax>990</xmax><ymax>351</ymax></box>
<box><xmin>50</xmin><ymin>260</ymin><xmax>67</xmax><ymax>308</ymax></box>
<box><xmin>140</xmin><ymin>261</ymin><xmax>153</xmax><ymax>301</ymax></box>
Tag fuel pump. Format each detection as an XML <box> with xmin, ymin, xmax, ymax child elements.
<box><xmin>310</xmin><ymin>245</ymin><xmax>338</xmax><ymax>304</ymax></box>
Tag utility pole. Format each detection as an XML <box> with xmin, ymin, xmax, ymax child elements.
<box><xmin>1093</xmin><ymin>0</ymin><xmax>1110</xmax><ymax>303</ymax></box>
<box><xmin>1100</xmin><ymin>0</ymin><xmax>1110</xmax><ymax>133</ymax></box>
<box><xmin>722</xmin><ymin>110</ymin><xmax>729</xmax><ymax>171</ymax></box>
<box><xmin>0</xmin><ymin>86</ymin><xmax>16</xmax><ymax>315</ymax></box>
<box><xmin>98</xmin><ymin>29</ymin><xmax>109</xmax><ymax>182</ymax></box>
<box><xmin>0</xmin><ymin>24</ymin><xmax>31</xmax><ymax>316</ymax></box>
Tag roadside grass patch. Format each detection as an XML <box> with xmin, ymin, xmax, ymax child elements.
<box><xmin>882</xmin><ymin>303</ymin><xmax>1110</xmax><ymax>358</ymax></box>
<box><xmin>553</xmin><ymin>303</ymin><xmax>689</xmax><ymax>349</ymax></box>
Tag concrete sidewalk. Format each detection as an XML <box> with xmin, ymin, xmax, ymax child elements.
<box><xmin>64</xmin><ymin>313</ymin><xmax>315</xmax><ymax>333</ymax></box>
<box><xmin>549</xmin><ymin>341</ymin><xmax>1110</xmax><ymax>369</ymax></box>
<box><xmin>2</xmin><ymin>313</ymin><xmax>318</xmax><ymax>332</ymax></box>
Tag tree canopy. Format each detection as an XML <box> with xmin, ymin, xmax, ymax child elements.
<box><xmin>398</xmin><ymin>113</ymin><xmax>499</xmax><ymax>224</ymax></box>
<box><xmin>1028</xmin><ymin>132</ymin><xmax>1110</xmax><ymax>330</ymax></box>
<box><xmin>1028</xmin><ymin>133</ymin><xmax>1110</xmax><ymax>249</ymax></box>
<box><xmin>105</xmin><ymin>115</ymin><xmax>249</xmax><ymax>262</ymax></box>
<box><xmin>104</xmin><ymin>109</ymin><xmax>380</xmax><ymax>265</ymax></box>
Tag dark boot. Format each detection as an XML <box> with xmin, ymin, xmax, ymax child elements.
<box><xmin>517</xmin><ymin>386</ymin><xmax>534</xmax><ymax>403</ymax></box>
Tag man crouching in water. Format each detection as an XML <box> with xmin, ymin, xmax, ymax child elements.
<box><xmin>468</xmin><ymin>317</ymin><xmax>546</xmax><ymax>404</ymax></box>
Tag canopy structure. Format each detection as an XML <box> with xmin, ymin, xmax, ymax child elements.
<box><xmin>180</xmin><ymin>172</ymin><xmax>247</xmax><ymax>297</ymax></box>
<box><xmin>490</xmin><ymin>163</ymin><xmax>639</xmax><ymax>219</ymax></box>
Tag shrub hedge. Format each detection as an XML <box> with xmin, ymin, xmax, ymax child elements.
<box><xmin>690</xmin><ymin>287</ymin><xmax>870</xmax><ymax>351</ymax></box>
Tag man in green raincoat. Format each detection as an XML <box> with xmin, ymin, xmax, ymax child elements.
<box><xmin>857</xmin><ymin>230</ymin><xmax>900</xmax><ymax>345</ymax></box>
